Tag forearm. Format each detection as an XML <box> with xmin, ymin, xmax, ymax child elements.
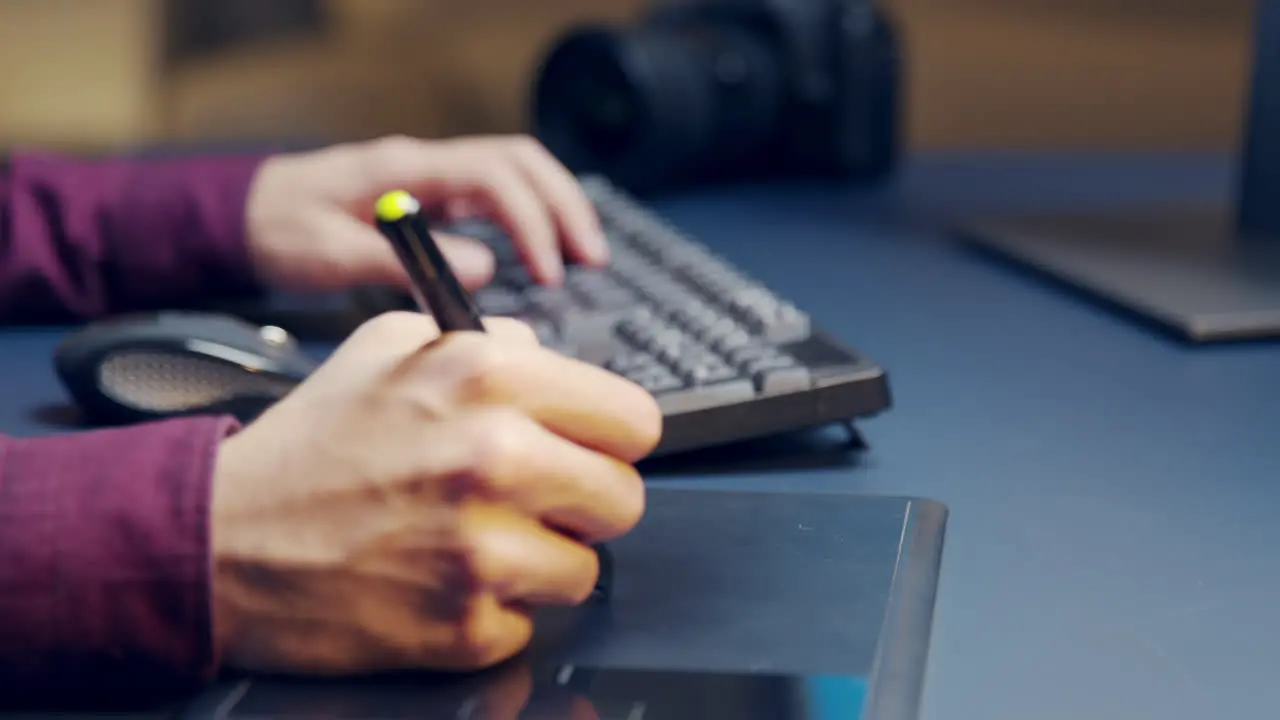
<box><xmin>0</xmin><ymin>151</ymin><xmax>267</xmax><ymax>324</ymax></box>
<box><xmin>0</xmin><ymin>416</ymin><xmax>237</xmax><ymax>700</ymax></box>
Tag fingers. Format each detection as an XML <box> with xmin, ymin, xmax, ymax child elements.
<box><xmin>366</xmin><ymin>134</ymin><xmax>607</xmax><ymax>286</ymax></box>
<box><xmin>347</xmin><ymin>310</ymin><xmax>443</xmax><ymax>358</ymax></box>
<box><xmin>356</xmin><ymin>313</ymin><xmax>659</xmax><ymax>462</ymax></box>
<box><xmin>446</xmin><ymin>408</ymin><xmax>646</xmax><ymax>543</ymax></box>
<box><xmin>311</xmin><ymin>214</ymin><xmax>496</xmax><ymax>292</ymax></box>
<box><xmin>479</xmin><ymin>316</ymin><xmax>543</xmax><ymax>346</ymax></box>
<box><xmin>461</xmin><ymin>503</ymin><xmax>602</xmax><ymax>606</ymax></box>
<box><xmin>506</xmin><ymin>138</ymin><xmax>608</xmax><ymax>266</ymax></box>
<box><xmin>350</xmin><ymin>313</ymin><xmax>545</xmax><ymax>381</ymax></box>
<box><xmin>422</xmin><ymin>332</ymin><xmax>663</xmax><ymax>463</ymax></box>
<box><xmin>425</xmin><ymin>592</ymin><xmax>535</xmax><ymax>671</ymax></box>
<box><xmin>463</xmin><ymin>163</ymin><xmax>564</xmax><ymax>285</ymax></box>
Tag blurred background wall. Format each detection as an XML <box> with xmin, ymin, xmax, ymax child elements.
<box><xmin>0</xmin><ymin>0</ymin><xmax>1255</xmax><ymax>153</ymax></box>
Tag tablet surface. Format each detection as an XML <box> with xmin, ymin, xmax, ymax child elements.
<box><xmin>180</xmin><ymin>490</ymin><xmax>947</xmax><ymax>720</ymax></box>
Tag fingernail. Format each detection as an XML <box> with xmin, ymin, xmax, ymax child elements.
<box><xmin>578</xmin><ymin>231</ymin><xmax>609</xmax><ymax>266</ymax></box>
<box><xmin>593</xmin><ymin>238</ymin><xmax>611</xmax><ymax>264</ymax></box>
<box><xmin>543</xmin><ymin>261</ymin><xmax>565</xmax><ymax>286</ymax></box>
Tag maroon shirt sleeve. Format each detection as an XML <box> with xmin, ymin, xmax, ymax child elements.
<box><xmin>0</xmin><ymin>152</ymin><xmax>267</xmax><ymax>698</ymax></box>
<box><xmin>0</xmin><ymin>416</ymin><xmax>239</xmax><ymax>699</ymax></box>
<box><xmin>0</xmin><ymin>150</ymin><xmax>267</xmax><ymax>324</ymax></box>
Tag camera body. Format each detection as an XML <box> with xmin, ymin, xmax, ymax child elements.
<box><xmin>532</xmin><ymin>0</ymin><xmax>902</xmax><ymax>195</ymax></box>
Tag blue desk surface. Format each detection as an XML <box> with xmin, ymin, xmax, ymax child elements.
<box><xmin>2</xmin><ymin>152</ymin><xmax>1277</xmax><ymax>720</ymax></box>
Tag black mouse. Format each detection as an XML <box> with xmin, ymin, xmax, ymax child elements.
<box><xmin>54</xmin><ymin>310</ymin><xmax>319</xmax><ymax>425</ymax></box>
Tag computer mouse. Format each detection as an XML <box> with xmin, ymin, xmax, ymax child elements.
<box><xmin>54</xmin><ymin>310</ymin><xmax>319</xmax><ymax>425</ymax></box>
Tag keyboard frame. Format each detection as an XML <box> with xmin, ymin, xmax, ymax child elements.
<box><xmin>648</xmin><ymin>332</ymin><xmax>891</xmax><ymax>457</ymax></box>
<box><xmin>350</xmin><ymin>285</ymin><xmax>893</xmax><ymax>457</ymax></box>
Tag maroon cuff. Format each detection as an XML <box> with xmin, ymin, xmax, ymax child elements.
<box><xmin>0</xmin><ymin>415</ymin><xmax>240</xmax><ymax>699</ymax></box>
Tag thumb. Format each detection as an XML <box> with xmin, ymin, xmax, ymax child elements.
<box><xmin>326</xmin><ymin>217</ymin><xmax>497</xmax><ymax>292</ymax></box>
<box><xmin>429</xmin><ymin>232</ymin><xmax>498</xmax><ymax>290</ymax></box>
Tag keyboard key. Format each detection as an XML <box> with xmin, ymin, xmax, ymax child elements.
<box><xmin>708</xmin><ymin>325</ymin><xmax>754</xmax><ymax>353</ymax></box>
<box><xmin>725</xmin><ymin>343</ymin><xmax>778</xmax><ymax>368</ymax></box>
<box><xmin>678</xmin><ymin>359</ymin><xmax>739</xmax><ymax>386</ymax></box>
<box><xmin>755</xmin><ymin>365</ymin><xmax>812</xmax><ymax>395</ymax></box>
<box><xmin>605</xmin><ymin>351</ymin><xmax>655</xmax><ymax>375</ymax></box>
<box><xmin>525</xmin><ymin>286</ymin><xmax>576</xmax><ymax>315</ymax></box>
<box><xmin>519</xmin><ymin>317</ymin><xmax>557</xmax><ymax>345</ymax></box>
<box><xmin>655</xmin><ymin>379</ymin><xmax>757</xmax><ymax>414</ymax></box>
<box><xmin>566</xmin><ymin>270</ymin><xmax>637</xmax><ymax>311</ymax></box>
<box><xmin>733</xmin><ymin>300</ymin><xmax>811</xmax><ymax>344</ymax></box>
<box><xmin>742</xmin><ymin>353</ymin><xmax>798</xmax><ymax>374</ymax></box>
<box><xmin>627</xmin><ymin>365</ymin><xmax>685</xmax><ymax>395</ymax></box>
<box><xmin>474</xmin><ymin>287</ymin><xmax>525</xmax><ymax>316</ymax></box>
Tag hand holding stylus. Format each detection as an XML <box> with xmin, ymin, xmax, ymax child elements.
<box><xmin>212</xmin><ymin>311</ymin><xmax>659</xmax><ymax>674</ymax></box>
<box><xmin>374</xmin><ymin>188</ymin><xmax>615</xmax><ymax>601</ymax></box>
<box><xmin>207</xmin><ymin>190</ymin><xmax>659</xmax><ymax>676</ymax></box>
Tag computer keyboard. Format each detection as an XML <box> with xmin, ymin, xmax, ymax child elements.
<box><xmin>351</xmin><ymin>175</ymin><xmax>891</xmax><ymax>457</ymax></box>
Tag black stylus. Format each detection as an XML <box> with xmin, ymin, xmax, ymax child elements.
<box><xmin>372</xmin><ymin>189</ymin><xmax>612</xmax><ymax>603</ymax></box>
<box><xmin>374</xmin><ymin>189</ymin><xmax>486</xmax><ymax>333</ymax></box>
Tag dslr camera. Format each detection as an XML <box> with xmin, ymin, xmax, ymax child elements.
<box><xmin>531</xmin><ymin>0</ymin><xmax>903</xmax><ymax>194</ymax></box>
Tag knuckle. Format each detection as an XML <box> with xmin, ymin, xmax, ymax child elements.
<box><xmin>462</xmin><ymin>408</ymin><xmax>533</xmax><ymax>485</ymax></box>
<box><xmin>612</xmin><ymin>380</ymin><xmax>664</xmax><ymax>460</ymax></box>
<box><xmin>455</xmin><ymin>607</ymin><xmax>524</xmax><ymax>669</ymax></box>
<box><xmin>633</xmin><ymin>391</ymin><xmax>665</xmax><ymax>454</ymax></box>
<box><xmin>564</xmin><ymin>557</ymin><xmax>602</xmax><ymax>606</ymax></box>
<box><xmin>570</xmin><ymin>580</ymin><xmax>597</xmax><ymax>607</ymax></box>
<box><xmin>508</xmin><ymin>133</ymin><xmax>544</xmax><ymax>154</ymax></box>
<box><xmin>478</xmin><ymin>163</ymin><xmax>517</xmax><ymax>193</ymax></box>
<box><xmin>616</xmin><ymin>466</ymin><xmax>648</xmax><ymax>533</ymax></box>
<box><xmin>448</xmin><ymin>336</ymin><xmax>516</xmax><ymax>402</ymax></box>
<box><xmin>456</xmin><ymin>519</ymin><xmax>500</xmax><ymax>587</ymax></box>
<box><xmin>486</xmin><ymin>316</ymin><xmax>540</xmax><ymax>345</ymax></box>
<box><xmin>353</xmin><ymin>310</ymin><xmax>436</xmax><ymax>347</ymax></box>
<box><xmin>366</xmin><ymin>134</ymin><xmax>414</xmax><ymax>165</ymax></box>
<box><xmin>374</xmin><ymin>133</ymin><xmax>415</xmax><ymax>153</ymax></box>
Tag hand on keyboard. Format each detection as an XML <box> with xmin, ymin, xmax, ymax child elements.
<box><xmin>244</xmin><ymin>134</ymin><xmax>608</xmax><ymax>296</ymax></box>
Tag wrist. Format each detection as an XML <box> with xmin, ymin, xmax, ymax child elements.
<box><xmin>241</xmin><ymin>155</ymin><xmax>293</xmax><ymax>289</ymax></box>
<box><xmin>110</xmin><ymin>153</ymin><xmax>270</xmax><ymax>309</ymax></box>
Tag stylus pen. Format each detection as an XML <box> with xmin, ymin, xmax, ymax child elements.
<box><xmin>374</xmin><ymin>189</ymin><xmax>486</xmax><ymax>333</ymax></box>
<box><xmin>373</xmin><ymin>189</ymin><xmax>613</xmax><ymax>602</ymax></box>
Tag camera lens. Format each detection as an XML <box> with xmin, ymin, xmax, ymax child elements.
<box><xmin>532</xmin><ymin>21</ymin><xmax>784</xmax><ymax>194</ymax></box>
<box><xmin>534</xmin><ymin>31</ymin><xmax>646</xmax><ymax>168</ymax></box>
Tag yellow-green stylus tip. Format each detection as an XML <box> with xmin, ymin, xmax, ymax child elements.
<box><xmin>375</xmin><ymin>190</ymin><xmax>420</xmax><ymax>223</ymax></box>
